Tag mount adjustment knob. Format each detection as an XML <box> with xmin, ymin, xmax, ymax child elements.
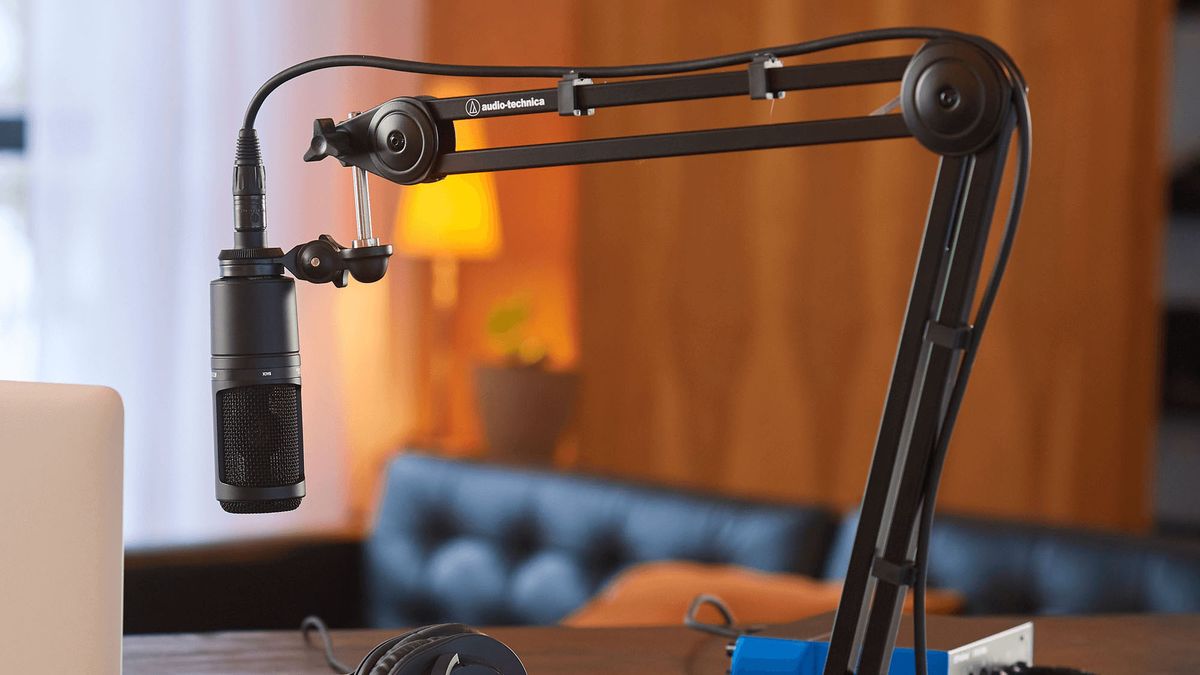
<box><xmin>304</xmin><ymin>118</ymin><xmax>354</xmax><ymax>163</ymax></box>
<box><xmin>901</xmin><ymin>39</ymin><xmax>1011</xmax><ymax>156</ymax></box>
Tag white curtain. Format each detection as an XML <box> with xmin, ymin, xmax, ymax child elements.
<box><xmin>25</xmin><ymin>1</ymin><xmax>423</xmax><ymax>546</ymax></box>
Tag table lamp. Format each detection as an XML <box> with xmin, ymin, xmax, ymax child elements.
<box><xmin>394</xmin><ymin>85</ymin><xmax>501</xmax><ymax>443</ymax></box>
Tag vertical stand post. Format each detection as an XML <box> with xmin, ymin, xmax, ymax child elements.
<box><xmin>821</xmin><ymin>152</ymin><xmax>967</xmax><ymax>674</ymax></box>
<box><xmin>822</xmin><ymin>111</ymin><xmax>1015</xmax><ymax>675</ymax></box>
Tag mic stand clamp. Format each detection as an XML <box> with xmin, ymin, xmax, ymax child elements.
<box><xmin>235</xmin><ymin>127</ymin><xmax>394</xmax><ymax>288</ymax></box>
<box><xmin>216</xmin><ymin>236</ymin><xmax>392</xmax><ymax>288</ymax></box>
<box><xmin>282</xmin><ymin>235</ymin><xmax>393</xmax><ymax>288</ymax></box>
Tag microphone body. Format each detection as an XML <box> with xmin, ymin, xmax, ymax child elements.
<box><xmin>210</xmin><ymin>273</ymin><xmax>306</xmax><ymax>513</ymax></box>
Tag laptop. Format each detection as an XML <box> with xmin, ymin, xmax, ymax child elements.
<box><xmin>0</xmin><ymin>381</ymin><xmax>124</xmax><ymax>673</ymax></box>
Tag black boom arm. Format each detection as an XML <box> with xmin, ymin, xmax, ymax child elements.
<box><xmin>217</xmin><ymin>31</ymin><xmax>1030</xmax><ymax>675</ymax></box>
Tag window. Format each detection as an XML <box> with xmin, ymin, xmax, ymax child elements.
<box><xmin>0</xmin><ymin>0</ymin><xmax>31</xmax><ymax>380</ymax></box>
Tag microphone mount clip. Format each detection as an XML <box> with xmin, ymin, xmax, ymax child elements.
<box><xmin>216</xmin><ymin>236</ymin><xmax>392</xmax><ymax>288</ymax></box>
<box><xmin>282</xmin><ymin>234</ymin><xmax>393</xmax><ymax>288</ymax></box>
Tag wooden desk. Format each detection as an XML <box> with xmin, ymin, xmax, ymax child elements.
<box><xmin>123</xmin><ymin>614</ymin><xmax>1200</xmax><ymax>674</ymax></box>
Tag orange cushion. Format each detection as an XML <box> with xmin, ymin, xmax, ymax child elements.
<box><xmin>563</xmin><ymin>561</ymin><xmax>963</xmax><ymax>628</ymax></box>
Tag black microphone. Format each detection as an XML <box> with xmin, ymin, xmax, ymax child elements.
<box><xmin>210</xmin><ymin>273</ymin><xmax>306</xmax><ymax>514</ymax></box>
<box><xmin>210</xmin><ymin>129</ymin><xmax>306</xmax><ymax>514</ymax></box>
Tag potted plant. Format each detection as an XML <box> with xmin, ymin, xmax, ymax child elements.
<box><xmin>474</xmin><ymin>295</ymin><xmax>577</xmax><ymax>465</ymax></box>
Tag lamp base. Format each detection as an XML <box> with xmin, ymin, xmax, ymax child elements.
<box><xmin>475</xmin><ymin>363</ymin><xmax>577</xmax><ymax>465</ymax></box>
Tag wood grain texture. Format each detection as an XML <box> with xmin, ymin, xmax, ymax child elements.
<box><xmin>122</xmin><ymin>615</ymin><xmax>1200</xmax><ymax>674</ymax></box>
<box><xmin>423</xmin><ymin>1</ymin><xmax>583</xmax><ymax>457</ymax></box>
<box><xmin>573</xmin><ymin>1</ymin><xmax>1171</xmax><ymax>531</ymax></box>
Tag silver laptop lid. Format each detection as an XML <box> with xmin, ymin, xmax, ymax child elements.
<box><xmin>0</xmin><ymin>380</ymin><xmax>123</xmax><ymax>674</ymax></box>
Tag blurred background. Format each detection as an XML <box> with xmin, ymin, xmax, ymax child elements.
<box><xmin>1</xmin><ymin>0</ymin><xmax>1198</xmax><ymax>633</ymax></box>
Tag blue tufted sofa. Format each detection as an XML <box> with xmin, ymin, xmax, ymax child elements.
<box><xmin>124</xmin><ymin>452</ymin><xmax>1200</xmax><ymax>633</ymax></box>
<box><xmin>364</xmin><ymin>454</ymin><xmax>1200</xmax><ymax>626</ymax></box>
<box><xmin>365</xmin><ymin>453</ymin><xmax>836</xmax><ymax>626</ymax></box>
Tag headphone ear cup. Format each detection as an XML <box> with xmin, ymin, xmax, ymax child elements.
<box><xmin>407</xmin><ymin>623</ymin><xmax>478</xmax><ymax>640</ymax></box>
<box><xmin>369</xmin><ymin>637</ymin><xmax>432</xmax><ymax>675</ymax></box>
<box><xmin>353</xmin><ymin>636</ymin><xmax>407</xmax><ymax>675</ymax></box>
<box><xmin>356</xmin><ymin>624</ymin><xmax>480</xmax><ymax>675</ymax></box>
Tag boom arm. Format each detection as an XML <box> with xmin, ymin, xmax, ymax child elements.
<box><xmin>219</xmin><ymin>34</ymin><xmax>1028</xmax><ymax>675</ymax></box>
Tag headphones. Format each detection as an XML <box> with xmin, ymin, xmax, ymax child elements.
<box><xmin>303</xmin><ymin>618</ymin><xmax>527</xmax><ymax>675</ymax></box>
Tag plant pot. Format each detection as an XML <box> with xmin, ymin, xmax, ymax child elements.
<box><xmin>474</xmin><ymin>364</ymin><xmax>578</xmax><ymax>465</ymax></box>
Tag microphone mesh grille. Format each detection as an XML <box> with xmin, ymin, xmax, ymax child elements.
<box><xmin>218</xmin><ymin>384</ymin><xmax>303</xmax><ymax>488</ymax></box>
<box><xmin>220</xmin><ymin>498</ymin><xmax>303</xmax><ymax>514</ymax></box>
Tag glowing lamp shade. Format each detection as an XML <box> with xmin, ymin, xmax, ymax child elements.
<box><xmin>394</xmin><ymin>81</ymin><xmax>501</xmax><ymax>315</ymax></box>
<box><xmin>394</xmin><ymin>80</ymin><xmax>501</xmax><ymax>261</ymax></box>
<box><xmin>395</xmin><ymin>173</ymin><xmax>501</xmax><ymax>259</ymax></box>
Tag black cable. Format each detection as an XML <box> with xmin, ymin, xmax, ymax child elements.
<box><xmin>683</xmin><ymin>593</ymin><xmax>766</xmax><ymax>639</ymax></box>
<box><xmin>301</xmin><ymin>616</ymin><xmax>354</xmax><ymax>675</ymax></box>
<box><xmin>912</xmin><ymin>69</ymin><xmax>1031</xmax><ymax>675</ymax></box>
<box><xmin>684</xmin><ymin>593</ymin><xmax>739</xmax><ymax>637</ymax></box>
<box><xmin>234</xmin><ymin>28</ymin><xmax>1009</xmax><ymax>243</ymax></box>
<box><xmin>241</xmin><ymin>27</ymin><xmax>1011</xmax><ymax>130</ymax></box>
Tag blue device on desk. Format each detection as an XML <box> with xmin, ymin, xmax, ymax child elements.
<box><xmin>731</xmin><ymin>637</ymin><xmax>947</xmax><ymax>675</ymax></box>
<box><xmin>729</xmin><ymin>623</ymin><xmax>1034</xmax><ymax>675</ymax></box>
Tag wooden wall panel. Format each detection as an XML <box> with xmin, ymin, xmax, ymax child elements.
<box><xmin>423</xmin><ymin>1</ymin><xmax>582</xmax><ymax>452</ymax></box>
<box><xmin>574</xmin><ymin>1</ymin><xmax>1170</xmax><ymax>531</ymax></box>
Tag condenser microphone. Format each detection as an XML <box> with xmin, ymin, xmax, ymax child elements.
<box><xmin>210</xmin><ymin>273</ymin><xmax>306</xmax><ymax>513</ymax></box>
<box><xmin>210</xmin><ymin>128</ymin><xmax>305</xmax><ymax>514</ymax></box>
